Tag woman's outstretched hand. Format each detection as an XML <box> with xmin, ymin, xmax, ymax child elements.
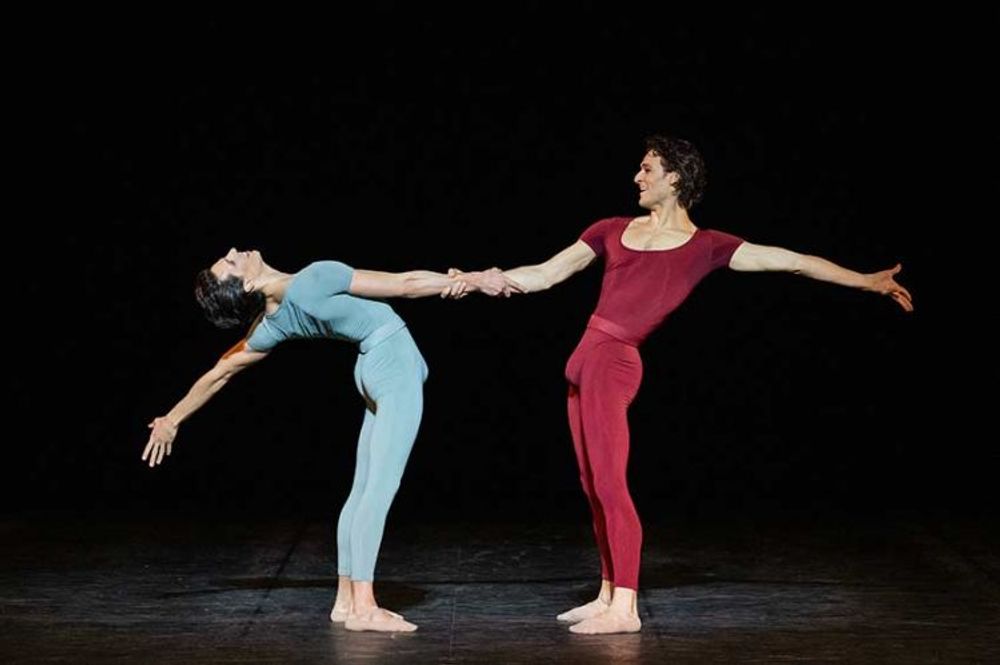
<box><xmin>142</xmin><ymin>416</ymin><xmax>178</xmax><ymax>468</ymax></box>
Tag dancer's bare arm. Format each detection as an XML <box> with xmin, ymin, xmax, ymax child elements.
<box><xmin>729</xmin><ymin>243</ymin><xmax>913</xmax><ymax>312</ymax></box>
<box><xmin>502</xmin><ymin>241</ymin><xmax>597</xmax><ymax>293</ymax></box>
<box><xmin>143</xmin><ymin>342</ymin><xmax>269</xmax><ymax>467</ymax></box>
<box><xmin>350</xmin><ymin>269</ymin><xmax>487</xmax><ymax>298</ymax></box>
<box><xmin>451</xmin><ymin>241</ymin><xmax>597</xmax><ymax>296</ymax></box>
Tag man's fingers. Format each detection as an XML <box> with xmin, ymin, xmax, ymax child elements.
<box><xmin>892</xmin><ymin>292</ymin><xmax>913</xmax><ymax>312</ymax></box>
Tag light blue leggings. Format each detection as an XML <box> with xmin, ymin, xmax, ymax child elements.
<box><xmin>336</xmin><ymin>327</ymin><xmax>427</xmax><ymax>581</ymax></box>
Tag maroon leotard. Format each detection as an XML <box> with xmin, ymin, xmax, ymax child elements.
<box><xmin>581</xmin><ymin>216</ymin><xmax>743</xmax><ymax>344</ymax></box>
<box><xmin>566</xmin><ymin>216</ymin><xmax>744</xmax><ymax>589</ymax></box>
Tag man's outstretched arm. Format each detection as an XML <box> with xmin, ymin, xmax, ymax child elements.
<box><xmin>452</xmin><ymin>241</ymin><xmax>597</xmax><ymax>296</ymax></box>
<box><xmin>729</xmin><ymin>242</ymin><xmax>913</xmax><ymax>312</ymax></box>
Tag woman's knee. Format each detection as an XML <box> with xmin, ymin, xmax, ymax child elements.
<box><xmin>357</xmin><ymin>480</ymin><xmax>402</xmax><ymax>514</ymax></box>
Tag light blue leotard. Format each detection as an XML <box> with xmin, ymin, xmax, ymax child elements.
<box><xmin>248</xmin><ymin>261</ymin><xmax>428</xmax><ymax>581</ymax></box>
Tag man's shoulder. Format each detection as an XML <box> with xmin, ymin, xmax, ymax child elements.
<box><xmin>583</xmin><ymin>215</ymin><xmax>631</xmax><ymax>232</ymax></box>
<box><xmin>594</xmin><ymin>215</ymin><xmax>633</xmax><ymax>225</ymax></box>
<box><xmin>699</xmin><ymin>228</ymin><xmax>745</xmax><ymax>243</ymax></box>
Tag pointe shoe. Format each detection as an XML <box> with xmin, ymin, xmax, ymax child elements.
<box><xmin>556</xmin><ymin>599</ymin><xmax>610</xmax><ymax>623</ymax></box>
<box><xmin>344</xmin><ymin>608</ymin><xmax>417</xmax><ymax>633</ymax></box>
<box><xmin>569</xmin><ymin>612</ymin><xmax>641</xmax><ymax>634</ymax></box>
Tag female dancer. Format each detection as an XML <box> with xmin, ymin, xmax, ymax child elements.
<box><xmin>143</xmin><ymin>250</ymin><xmax>507</xmax><ymax>632</ymax></box>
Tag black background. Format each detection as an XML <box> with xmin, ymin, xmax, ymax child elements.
<box><xmin>11</xmin><ymin>7</ymin><xmax>993</xmax><ymax>523</ymax></box>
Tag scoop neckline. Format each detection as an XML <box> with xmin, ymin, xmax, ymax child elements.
<box><xmin>264</xmin><ymin>272</ymin><xmax>300</xmax><ymax>319</ymax></box>
<box><xmin>619</xmin><ymin>218</ymin><xmax>701</xmax><ymax>253</ymax></box>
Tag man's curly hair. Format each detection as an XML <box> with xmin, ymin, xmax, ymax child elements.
<box><xmin>644</xmin><ymin>135</ymin><xmax>707</xmax><ymax>210</ymax></box>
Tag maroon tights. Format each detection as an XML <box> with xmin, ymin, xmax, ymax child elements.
<box><xmin>565</xmin><ymin>321</ymin><xmax>644</xmax><ymax>590</ymax></box>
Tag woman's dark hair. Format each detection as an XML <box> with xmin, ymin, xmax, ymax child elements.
<box><xmin>194</xmin><ymin>270</ymin><xmax>266</xmax><ymax>329</ymax></box>
<box><xmin>643</xmin><ymin>135</ymin><xmax>707</xmax><ymax>210</ymax></box>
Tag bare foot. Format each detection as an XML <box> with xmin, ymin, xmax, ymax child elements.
<box><xmin>329</xmin><ymin>604</ymin><xmax>350</xmax><ymax>623</ymax></box>
<box><xmin>556</xmin><ymin>598</ymin><xmax>611</xmax><ymax>623</ymax></box>
<box><xmin>331</xmin><ymin>575</ymin><xmax>353</xmax><ymax>622</ymax></box>
<box><xmin>344</xmin><ymin>608</ymin><xmax>417</xmax><ymax>633</ymax></box>
<box><xmin>569</xmin><ymin>611</ymin><xmax>641</xmax><ymax>634</ymax></box>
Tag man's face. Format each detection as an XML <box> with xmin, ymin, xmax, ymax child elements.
<box><xmin>634</xmin><ymin>150</ymin><xmax>676</xmax><ymax>209</ymax></box>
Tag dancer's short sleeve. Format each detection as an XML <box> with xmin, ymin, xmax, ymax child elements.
<box><xmin>302</xmin><ymin>261</ymin><xmax>355</xmax><ymax>296</ymax></box>
<box><xmin>246</xmin><ymin>318</ymin><xmax>282</xmax><ymax>352</ymax></box>
<box><xmin>579</xmin><ymin>217</ymin><xmax>623</xmax><ymax>257</ymax></box>
<box><xmin>708</xmin><ymin>230</ymin><xmax>745</xmax><ymax>270</ymax></box>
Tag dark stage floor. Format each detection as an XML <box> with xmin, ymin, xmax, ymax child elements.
<box><xmin>2</xmin><ymin>515</ymin><xmax>997</xmax><ymax>664</ymax></box>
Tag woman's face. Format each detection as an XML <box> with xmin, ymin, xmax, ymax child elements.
<box><xmin>210</xmin><ymin>248</ymin><xmax>262</xmax><ymax>286</ymax></box>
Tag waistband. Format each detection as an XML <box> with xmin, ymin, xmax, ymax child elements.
<box><xmin>586</xmin><ymin>314</ymin><xmax>641</xmax><ymax>347</ymax></box>
<box><xmin>359</xmin><ymin>320</ymin><xmax>407</xmax><ymax>353</ymax></box>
